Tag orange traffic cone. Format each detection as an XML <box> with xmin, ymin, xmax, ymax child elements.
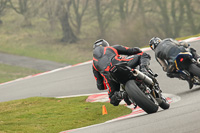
<box><xmin>102</xmin><ymin>105</ymin><xmax>108</xmax><ymax>115</ymax></box>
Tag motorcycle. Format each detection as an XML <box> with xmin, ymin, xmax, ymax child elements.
<box><xmin>174</xmin><ymin>52</ymin><xmax>200</xmax><ymax>86</ymax></box>
<box><xmin>109</xmin><ymin>62</ymin><xmax>170</xmax><ymax>114</ymax></box>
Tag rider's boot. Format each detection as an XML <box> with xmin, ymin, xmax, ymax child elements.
<box><xmin>187</xmin><ymin>78</ymin><xmax>194</xmax><ymax>89</ymax></box>
<box><xmin>121</xmin><ymin>91</ymin><xmax>132</xmax><ymax>105</ymax></box>
<box><xmin>114</xmin><ymin>91</ymin><xmax>132</xmax><ymax>105</ymax></box>
<box><xmin>179</xmin><ymin>73</ymin><xmax>194</xmax><ymax>89</ymax></box>
<box><xmin>167</xmin><ymin>72</ymin><xmax>193</xmax><ymax>89</ymax></box>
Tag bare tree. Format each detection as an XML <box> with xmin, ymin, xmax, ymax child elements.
<box><xmin>148</xmin><ymin>0</ymin><xmax>185</xmax><ymax>38</ymax></box>
<box><xmin>38</xmin><ymin>0</ymin><xmax>77</xmax><ymax>43</ymax></box>
<box><xmin>8</xmin><ymin>0</ymin><xmax>44</xmax><ymax>27</ymax></box>
<box><xmin>0</xmin><ymin>0</ymin><xmax>8</xmax><ymax>24</ymax></box>
<box><xmin>57</xmin><ymin>0</ymin><xmax>77</xmax><ymax>43</ymax></box>
<box><xmin>136</xmin><ymin>0</ymin><xmax>148</xmax><ymax>36</ymax></box>
<box><xmin>170</xmin><ymin>0</ymin><xmax>185</xmax><ymax>37</ymax></box>
<box><xmin>184</xmin><ymin>0</ymin><xmax>200</xmax><ymax>34</ymax></box>
<box><xmin>69</xmin><ymin>0</ymin><xmax>89</xmax><ymax>34</ymax></box>
<box><xmin>40</xmin><ymin>0</ymin><xmax>59</xmax><ymax>31</ymax></box>
<box><xmin>95</xmin><ymin>0</ymin><xmax>116</xmax><ymax>38</ymax></box>
<box><xmin>117</xmin><ymin>0</ymin><xmax>137</xmax><ymax>24</ymax></box>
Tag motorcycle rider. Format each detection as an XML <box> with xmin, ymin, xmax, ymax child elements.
<box><xmin>149</xmin><ymin>37</ymin><xmax>200</xmax><ymax>89</ymax></box>
<box><xmin>92</xmin><ymin>39</ymin><xmax>151</xmax><ymax>106</ymax></box>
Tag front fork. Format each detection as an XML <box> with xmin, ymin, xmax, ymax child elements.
<box><xmin>145</xmin><ymin>78</ymin><xmax>165</xmax><ymax>105</ymax></box>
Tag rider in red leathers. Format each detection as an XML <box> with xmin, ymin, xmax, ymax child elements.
<box><xmin>92</xmin><ymin>39</ymin><xmax>151</xmax><ymax>106</ymax></box>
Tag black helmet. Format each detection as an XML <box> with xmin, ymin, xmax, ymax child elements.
<box><xmin>149</xmin><ymin>37</ymin><xmax>162</xmax><ymax>50</ymax></box>
<box><xmin>93</xmin><ymin>39</ymin><xmax>109</xmax><ymax>49</ymax></box>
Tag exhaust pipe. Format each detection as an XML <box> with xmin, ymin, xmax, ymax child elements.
<box><xmin>132</xmin><ymin>69</ymin><xmax>153</xmax><ymax>85</ymax></box>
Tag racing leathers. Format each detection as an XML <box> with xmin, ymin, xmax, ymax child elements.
<box><xmin>92</xmin><ymin>45</ymin><xmax>151</xmax><ymax>106</ymax></box>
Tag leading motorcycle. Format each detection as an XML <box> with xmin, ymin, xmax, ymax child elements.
<box><xmin>109</xmin><ymin>62</ymin><xmax>170</xmax><ymax>114</ymax></box>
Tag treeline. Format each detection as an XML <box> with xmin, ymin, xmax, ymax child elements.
<box><xmin>0</xmin><ymin>0</ymin><xmax>200</xmax><ymax>46</ymax></box>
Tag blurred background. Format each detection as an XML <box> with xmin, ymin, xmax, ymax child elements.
<box><xmin>0</xmin><ymin>0</ymin><xmax>200</xmax><ymax>65</ymax></box>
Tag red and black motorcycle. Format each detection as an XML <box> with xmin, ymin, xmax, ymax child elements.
<box><xmin>109</xmin><ymin>62</ymin><xmax>170</xmax><ymax>114</ymax></box>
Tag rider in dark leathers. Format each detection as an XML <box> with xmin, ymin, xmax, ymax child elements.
<box><xmin>149</xmin><ymin>37</ymin><xmax>200</xmax><ymax>89</ymax></box>
<box><xmin>93</xmin><ymin>39</ymin><xmax>151</xmax><ymax>106</ymax></box>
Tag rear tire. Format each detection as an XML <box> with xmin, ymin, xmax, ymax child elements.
<box><xmin>125</xmin><ymin>80</ymin><xmax>159</xmax><ymax>114</ymax></box>
<box><xmin>188</xmin><ymin>64</ymin><xmax>200</xmax><ymax>77</ymax></box>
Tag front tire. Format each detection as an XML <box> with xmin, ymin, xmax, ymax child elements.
<box><xmin>159</xmin><ymin>97</ymin><xmax>170</xmax><ymax>110</ymax></box>
<box><xmin>125</xmin><ymin>80</ymin><xmax>159</xmax><ymax>114</ymax></box>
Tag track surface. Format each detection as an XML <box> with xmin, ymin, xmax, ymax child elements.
<box><xmin>0</xmin><ymin>40</ymin><xmax>200</xmax><ymax>133</ymax></box>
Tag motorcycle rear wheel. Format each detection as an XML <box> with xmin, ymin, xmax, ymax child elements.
<box><xmin>125</xmin><ymin>80</ymin><xmax>159</xmax><ymax>114</ymax></box>
<box><xmin>188</xmin><ymin>63</ymin><xmax>200</xmax><ymax>77</ymax></box>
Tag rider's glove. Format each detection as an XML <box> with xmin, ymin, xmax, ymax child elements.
<box><xmin>133</xmin><ymin>47</ymin><xmax>142</xmax><ymax>54</ymax></box>
<box><xmin>114</xmin><ymin>91</ymin><xmax>131</xmax><ymax>105</ymax></box>
<box><xmin>179</xmin><ymin>41</ymin><xmax>190</xmax><ymax>48</ymax></box>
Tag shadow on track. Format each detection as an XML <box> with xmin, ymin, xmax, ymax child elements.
<box><xmin>176</xmin><ymin>87</ymin><xmax>200</xmax><ymax>97</ymax></box>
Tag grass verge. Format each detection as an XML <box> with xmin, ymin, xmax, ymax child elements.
<box><xmin>176</xmin><ymin>33</ymin><xmax>200</xmax><ymax>41</ymax></box>
<box><xmin>0</xmin><ymin>63</ymin><xmax>40</xmax><ymax>83</ymax></box>
<box><xmin>0</xmin><ymin>28</ymin><xmax>93</xmax><ymax>65</ymax></box>
<box><xmin>0</xmin><ymin>96</ymin><xmax>131</xmax><ymax>133</ymax></box>
<box><xmin>0</xmin><ymin>31</ymin><xmax>199</xmax><ymax>65</ymax></box>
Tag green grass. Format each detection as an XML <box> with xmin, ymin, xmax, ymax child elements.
<box><xmin>0</xmin><ymin>64</ymin><xmax>40</xmax><ymax>83</ymax></box>
<box><xmin>175</xmin><ymin>33</ymin><xmax>200</xmax><ymax>41</ymax></box>
<box><xmin>0</xmin><ymin>27</ymin><xmax>199</xmax><ymax>65</ymax></box>
<box><xmin>0</xmin><ymin>31</ymin><xmax>93</xmax><ymax>64</ymax></box>
<box><xmin>0</xmin><ymin>96</ymin><xmax>131</xmax><ymax>133</ymax></box>
<box><xmin>0</xmin><ymin>14</ymin><xmax>93</xmax><ymax>65</ymax></box>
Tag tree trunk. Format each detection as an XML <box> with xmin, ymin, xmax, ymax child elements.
<box><xmin>60</xmin><ymin>11</ymin><xmax>77</xmax><ymax>43</ymax></box>
<box><xmin>72</xmin><ymin>0</ymin><xmax>88</xmax><ymax>34</ymax></box>
<box><xmin>184</xmin><ymin>0</ymin><xmax>198</xmax><ymax>34</ymax></box>
<box><xmin>118</xmin><ymin>0</ymin><xmax>126</xmax><ymax>24</ymax></box>
<box><xmin>95</xmin><ymin>0</ymin><xmax>105</xmax><ymax>38</ymax></box>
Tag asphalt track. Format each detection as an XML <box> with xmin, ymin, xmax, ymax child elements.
<box><xmin>0</xmin><ymin>39</ymin><xmax>200</xmax><ymax>133</ymax></box>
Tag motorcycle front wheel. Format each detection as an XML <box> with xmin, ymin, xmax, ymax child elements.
<box><xmin>125</xmin><ymin>80</ymin><xmax>159</xmax><ymax>114</ymax></box>
<box><xmin>159</xmin><ymin>96</ymin><xmax>170</xmax><ymax>110</ymax></box>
